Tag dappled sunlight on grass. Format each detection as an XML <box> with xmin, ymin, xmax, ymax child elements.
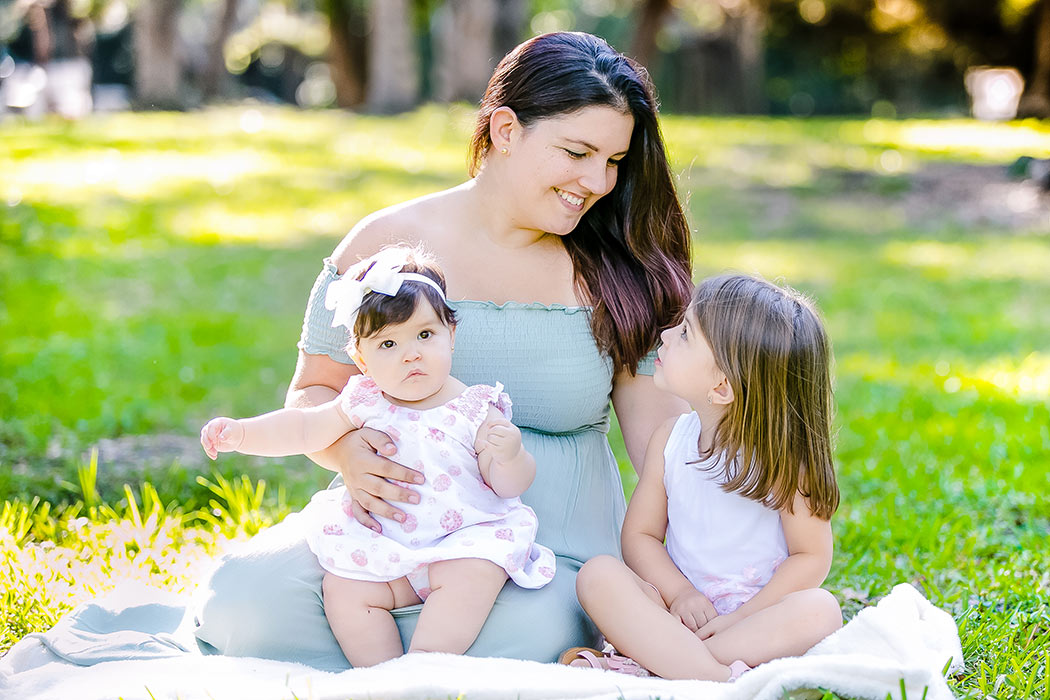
<box><xmin>837</xmin><ymin>350</ymin><xmax>1050</xmax><ymax>402</ymax></box>
<box><xmin>882</xmin><ymin>239</ymin><xmax>1050</xmax><ymax>281</ymax></box>
<box><xmin>972</xmin><ymin>352</ymin><xmax>1050</xmax><ymax>399</ymax></box>
<box><xmin>860</xmin><ymin>119</ymin><xmax>1050</xmax><ymax>160</ymax></box>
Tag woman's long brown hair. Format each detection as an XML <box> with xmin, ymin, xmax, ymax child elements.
<box><xmin>693</xmin><ymin>275</ymin><xmax>839</xmax><ymax>520</ymax></box>
<box><xmin>469</xmin><ymin>32</ymin><xmax>692</xmax><ymax>374</ymax></box>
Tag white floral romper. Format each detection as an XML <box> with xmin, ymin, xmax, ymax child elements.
<box><xmin>300</xmin><ymin>374</ymin><xmax>557</xmax><ymax>599</ymax></box>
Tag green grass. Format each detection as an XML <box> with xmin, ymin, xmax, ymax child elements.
<box><xmin>2</xmin><ymin>106</ymin><xmax>1049</xmax><ymax>698</ymax></box>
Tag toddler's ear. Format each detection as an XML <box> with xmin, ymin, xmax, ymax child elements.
<box><xmin>711</xmin><ymin>375</ymin><xmax>734</xmax><ymax>405</ymax></box>
<box><xmin>351</xmin><ymin>350</ymin><xmax>368</xmax><ymax>374</ymax></box>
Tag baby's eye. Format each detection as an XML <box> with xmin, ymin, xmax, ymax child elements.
<box><xmin>380</xmin><ymin>340</ymin><xmax>395</xmax><ymax>349</ymax></box>
<box><xmin>418</xmin><ymin>330</ymin><xmax>432</xmax><ymax>340</ymax></box>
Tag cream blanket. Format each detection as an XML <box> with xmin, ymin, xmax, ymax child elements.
<box><xmin>0</xmin><ymin>582</ymin><xmax>963</xmax><ymax>700</ymax></box>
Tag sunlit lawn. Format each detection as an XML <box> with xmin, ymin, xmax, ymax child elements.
<box><xmin>2</xmin><ymin>106</ymin><xmax>1049</xmax><ymax>699</ymax></box>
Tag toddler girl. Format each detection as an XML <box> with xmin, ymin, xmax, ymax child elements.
<box><xmin>561</xmin><ymin>274</ymin><xmax>842</xmax><ymax>680</ymax></box>
<box><xmin>201</xmin><ymin>246</ymin><xmax>555</xmax><ymax>667</ymax></box>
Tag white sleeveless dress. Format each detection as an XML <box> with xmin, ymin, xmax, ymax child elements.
<box><xmin>300</xmin><ymin>374</ymin><xmax>556</xmax><ymax>599</ymax></box>
<box><xmin>663</xmin><ymin>412</ymin><xmax>788</xmax><ymax>615</ymax></box>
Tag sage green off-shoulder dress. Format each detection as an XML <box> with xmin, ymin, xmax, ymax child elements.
<box><xmin>193</xmin><ymin>259</ymin><xmax>654</xmax><ymax>669</ymax></box>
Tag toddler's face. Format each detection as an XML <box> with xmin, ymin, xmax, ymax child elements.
<box><xmin>654</xmin><ymin>307</ymin><xmax>723</xmax><ymax>407</ymax></box>
<box><xmin>354</xmin><ymin>300</ymin><xmax>454</xmax><ymax>405</ymax></box>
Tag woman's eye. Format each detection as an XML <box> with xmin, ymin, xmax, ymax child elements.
<box><xmin>608</xmin><ymin>159</ymin><xmax>622</xmax><ymax>168</ymax></box>
<box><xmin>418</xmin><ymin>330</ymin><xmax>432</xmax><ymax>340</ymax></box>
<box><xmin>564</xmin><ymin>149</ymin><xmax>585</xmax><ymax>159</ymax></box>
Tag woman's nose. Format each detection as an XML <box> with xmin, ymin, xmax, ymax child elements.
<box><xmin>578</xmin><ymin>160</ymin><xmax>615</xmax><ymax>197</ymax></box>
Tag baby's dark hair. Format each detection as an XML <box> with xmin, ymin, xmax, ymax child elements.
<box><xmin>349</xmin><ymin>246</ymin><xmax>457</xmax><ymax>348</ymax></box>
<box><xmin>692</xmin><ymin>274</ymin><xmax>839</xmax><ymax>520</ymax></box>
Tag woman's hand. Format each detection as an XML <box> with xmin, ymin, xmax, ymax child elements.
<box><xmin>668</xmin><ymin>588</ymin><xmax>718</xmax><ymax>632</ymax></box>
<box><xmin>335</xmin><ymin>426</ymin><xmax>424</xmax><ymax>533</ymax></box>
<box><xmin>200</xmin><ymin>418</ymin><xmax>244</xmax><ymax>460</ymax></box>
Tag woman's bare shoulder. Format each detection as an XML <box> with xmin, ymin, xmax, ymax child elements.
<box><xmin>331</xmin><ymin>187</ymin><xmax>468</xmax><ymax>272</ymax></box>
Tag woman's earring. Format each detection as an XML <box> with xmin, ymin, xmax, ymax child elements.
<box><xmin>707</xmin><ymin>396</ymin><xmax>712</xmax><ymax>404</ymax></box>
<box><xmin>500</xmin><ymin>148</ymin><xmax>508</xmax><ymax>155</ymax></box>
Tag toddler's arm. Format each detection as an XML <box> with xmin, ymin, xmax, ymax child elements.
<box><xmin>201</xmin><ymin>398</ymin><xmax>355</xmax><ymax>460</ymax></box>
<box><xmin>693</xmin><ymin>491</ymin><xmax>834</xmax><ymax>641</ymax></box>
<box><xmin>723</xmin><ymin>491</ymin><xmax>833</xmax><ymax>619</ymax></box>
<box><xmin>475</xmin><ymin>407</ymin><xmax>535</xmax><ymax>499</ymax></box>
<box><xmin>622</xmin><ymin>417</ymin><xmax>719</xmax><ymax>631</ymax></box>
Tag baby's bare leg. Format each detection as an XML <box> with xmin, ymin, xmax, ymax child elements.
<box><xmin>575</xmin><ymin>555</ymin><xmax>731</xmax><ymax>680</ymax></box>
<box><xmin>322</xmin><ymin>572</ymin><xmax>422</xmax><ymax>667</ymax></box>
<box><xmin>408</xmin><ymin>558</ymin><xmax>508</xmax><ymax>655</ymax></box>
<box><xmin>703</xmin><ymin>588</ymin><xmax>842</xmax><ymax>667</ymax></box>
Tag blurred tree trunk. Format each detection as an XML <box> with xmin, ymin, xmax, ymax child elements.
<box><xmin>631</xmin><ymin>0</ymin><xmax>671</xmax><ymax>67</ymax></box>
<box><xmin>432</xmin><ymin>0</ymin><xmax>496</xmax><ymax>102</ymax></box>
<box><xmin>26</xmin><ymin>0</ymin><xmax>52</xmax><ymax>65</ymax></box>
<box><xmin>133</xmin><ymin>0</ymin><xmax>185</xmax><ymax>109</ymax></box>
<box><xmin>201</xmin><ymin>0</ymin><xmax>240</xmax><ymax>101</ymax></box>
<box><xmin>367</xmin><ymin>0</ymin><xmax>419</xmax><ymax>112</ymax></box>
<box><xmin>667</xmin><ymin>0</ymin><xmax>765</xmax><ymax>113</ymax></box>
<box><xmin>492</xmin><ymin>0</ymin><xmax>527</xmax><ymax>61</ymax></box>
<box><xmin>325</xmin><ymin>0</ymin><xmax>368</xmax><ymax>108</ymax></box>
<box><xmin>1018</xmin><ymin>0</ymin><xmax>1050</xmax><ymax>118</ymax></box>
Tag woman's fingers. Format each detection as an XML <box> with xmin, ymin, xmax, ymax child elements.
<box><xmin>352</xmin><ymin>429</ymin><xmax>423</xmax><ymax>485</ymax></box>
<box><xmin>357</xmin><ymin>426</ymin><xmax>400</xmax><ymax>457</ymax></box>
<box><xmin>350</xmin><ymin>497</ymin><xmax>382</xmax><ymax>533</ymax></box>
<box><xmin>352</xmin><ymin>487</ymin><xmax>407</xmax><ymax>526</ymax></box>
<box><xmin>359</xmin><ymin>472</ymin><xmax>420</xmax><ymax>506</ymax></box>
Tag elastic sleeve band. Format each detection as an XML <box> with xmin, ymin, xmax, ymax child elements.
<box><xmin>298</xmin><ymin>257</ymin><xmax>354</xmax><ymax>365</ymax></box>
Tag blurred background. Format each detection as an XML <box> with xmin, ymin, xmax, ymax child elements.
<box><xmin>2</xmin><ymin>0</ymin><xmax>1049</xmax><ymax>120</ymax></box>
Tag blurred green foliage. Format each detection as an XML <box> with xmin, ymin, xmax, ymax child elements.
<box><xmin>1</xmin><ymin>106</ymin><xmax>1049</xmax><ymax>697</ymax></box>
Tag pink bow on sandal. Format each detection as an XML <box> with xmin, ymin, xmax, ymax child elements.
<box><xmin>558</xmin><ymin>646</ymin><xmax>652</xmax><ymax>677</ymax></box>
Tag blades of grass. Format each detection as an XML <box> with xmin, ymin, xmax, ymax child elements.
<box><xmin>123</xmin><ymin>484</ymin><xmax>142</xmax><ymax>528</ymax></box>
<box><xmin>77</xmin><ymin>447</ymin><xmax>99</xmax><ymax>509</ymax></box>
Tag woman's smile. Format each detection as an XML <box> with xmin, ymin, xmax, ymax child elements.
<box><xmin>554</xmin><ymin>187</ymin><xmax>586</xmax><ymax>210</ymax></box>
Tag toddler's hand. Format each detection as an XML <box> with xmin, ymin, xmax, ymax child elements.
<box><xmin>479</xmin><ymin>418</ymin><xmax>523</xmax><ymax>462</ymax></box>
<box><xmin>696</xmin><ymin>609</ymin><xmax>738</xmax><ymax>640</ymax></box>
<box><xmin>200</xmin><ymin>417</ymin><xmax>244</xmax><ymax>460</ymax></box>
<box><xmin>669</xmin><ymin>588</ymin><xmax>718</xmax><ymax>633</ymax></box>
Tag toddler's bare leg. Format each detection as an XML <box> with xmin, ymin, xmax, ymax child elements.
<box><xmin>575</xmin><ymin>555</ymin><xmax>731</xmax><ymax>680</ymax></box>
<box><xmin>408</xmin><ymin>558</ymin><xmax>508</xmax><ymax>655</ymax></box>
<box><xmin>322</xmin><ymin>572</ymin><xmax>422</xmax><ymax>667</ymax></box>
<box><xmin>703</xmin><ymin>588</ymin><xmax>842</xmax><ymax>667</ymax></box>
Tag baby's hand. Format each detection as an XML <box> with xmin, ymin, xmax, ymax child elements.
<box><xmin>479</xmin><ymin>417</ymin><xmax>523</xmax><ymax>462</ymax></box>
<box><xmin>669</xmin><ymin>588</ymin><xmax>718</xmax><ymax>633</ymax></box>
<box><xmin>200</xmin><ymin>417</ymin><xmax>244</xmax><ymax>460</ymax></box>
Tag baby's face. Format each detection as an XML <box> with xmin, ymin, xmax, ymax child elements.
<box><xmin>354</xmin><ymin>301</ymin><xmax>454</xmax><ymax>405</ymax></box>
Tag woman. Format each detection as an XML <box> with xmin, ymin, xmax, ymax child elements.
<box><xmin>194</xmin><ymin>31</ymin><xmax>693</xmax><ymax>669</ymax></box>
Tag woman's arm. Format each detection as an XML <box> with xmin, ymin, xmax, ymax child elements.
<box><xmin>611</xmin><ymin>369</ymin><xmax>689</xmax><ymax>475</ymax></box>
<box><xmin>286</xmin><ymin>213</ymin><xmax>426</xmax><ymax>531</ymax></box>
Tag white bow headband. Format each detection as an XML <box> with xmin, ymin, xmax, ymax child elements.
<box><xmin>325</xmin><ymin>254</ymin><xmax>446</xmax><ymax>331</ymax></box>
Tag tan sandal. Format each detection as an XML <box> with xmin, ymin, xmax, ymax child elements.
<box><xmin>558</xmin><ymin>646</ymin><xmax>652</xmax><ymax>677</ymax></box>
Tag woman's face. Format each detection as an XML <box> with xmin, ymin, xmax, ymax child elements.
<box><xmin>507</xmin><ymin>105</ymin><xmax>635</xmax><ymax>236</ymax></box>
